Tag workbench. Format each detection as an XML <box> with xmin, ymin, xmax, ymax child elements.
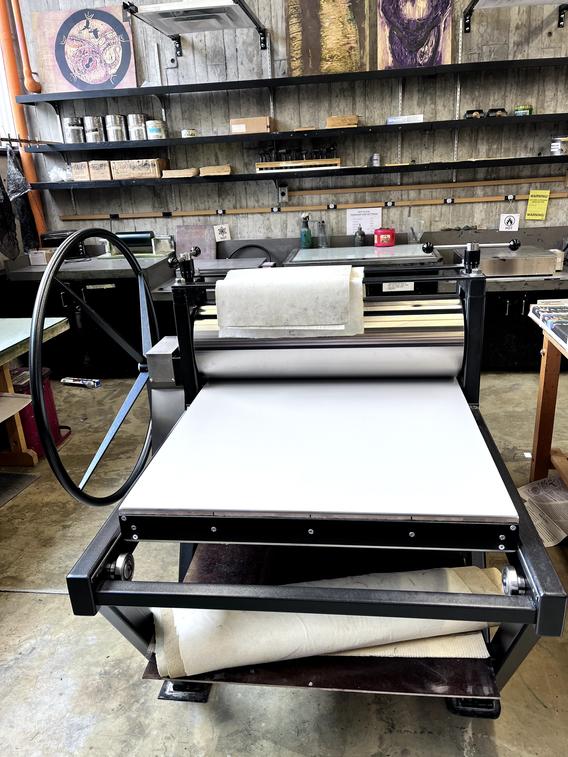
<box><xmin>0</xmin><ymin>317</ymin><xmax>68</xmax><ymax>466</ymax></box>
<box><xmin>529</xmin><ymin>310</ymin><xmax>568</xmax><ymax>484</ymax></box>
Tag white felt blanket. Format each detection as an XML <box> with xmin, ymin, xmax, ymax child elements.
<box><xmin>215</xmin><ymin>265</ymin><xmax>364</xmax><ymax>338</ymax></box>
<box><xmin>153</xmin><ymin>567</ymin><xmax>501</xmax><ymax>678</ymax></box>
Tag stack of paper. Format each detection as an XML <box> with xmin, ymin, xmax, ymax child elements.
<box><xmin>531</xmin><ymin>300</ymin><xmax>568</xmax><ymax>344</ymax></box>
<box><xmin>518</xmin><ymin>475</ymin><xmax>568</xmax><ymax>547</ymax></box>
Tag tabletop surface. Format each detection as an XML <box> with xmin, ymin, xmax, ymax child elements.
<box><xmin>6</xmin><ymin>256</ymin><xmax>168</xmax><ymax>282</ymax></box>
<box><xmin>0</xmin><ymin>317</ymin><xmax>68</xmax><ymax>364</ymax></box>
<box><xmin>119</xmin><ymin>378</ymin><xmax>518</xmax><ymax>524</ymax></box>
<box><xmin>289</xmin><ymin>244</ymin><xmax>440</xmax><ymax>264</ymax></box>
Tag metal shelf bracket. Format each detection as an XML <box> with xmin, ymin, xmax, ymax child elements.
<box><xmin>465</xmin><ymin>1</ymin><xmax>568</xmax><ymax>33</ymax></box>
<box><xmin>123</xmin><ymin>2</ymin><xmax>184</xmax><ymax>56</ymax></box>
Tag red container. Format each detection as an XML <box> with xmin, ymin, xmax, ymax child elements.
<box><xmin>374</xmin><ymin>228</ymin><xmax>396</xmax><ymax>247</ymax></box>
<box><xmin>10</xmin><ymin>368</ymin><xmax>70</xmax><ymax>457</ymax></box>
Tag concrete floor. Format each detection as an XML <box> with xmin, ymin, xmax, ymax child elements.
<box><xmin>1</xmin><ymin>374</ymin><xmax>567</xmax><ymax>756</ymax></box>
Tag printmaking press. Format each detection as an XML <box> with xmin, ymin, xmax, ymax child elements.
<box><xmin>29</xmin><ymin>230</ymin><xmax>566</xmax><ymax>719</ymax></box>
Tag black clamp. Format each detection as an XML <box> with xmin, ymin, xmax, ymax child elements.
<box><xmin>560</xmin><ymin>4</ymin><xmax>568</xmax><ymax>28</ymax></box>
<box><xmin>444</xmin><ymin>198</ymin><xmax>454</xmax><ymax>205</ymax></box>
<box><xmin>327</xmin><ymin>203</ymin><xmax>337</xmax><ymax>210</ymax></box>
<box><xmin>385</xmin><ymin>200</ymin><xmax>395</xmax><ymax>207</ymax></box>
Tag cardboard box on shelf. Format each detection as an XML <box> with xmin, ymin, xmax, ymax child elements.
<box><xmin>110</xmin><ymin>158</ymin><xmax>169</xmax><ymax>180</ymax></box>
<box><xmin>70</xmin><ymin>162</ymin><xmax>90</xmax><ymax>181</ymax></box>
<box><xmin>229</xmin><ymin>116</ymin><xmax>274</xmax><ymax>134</ymax></box>
<box><xmin>199</xmin><ymin>164</ymin><xmax>232</xmax><ymax>176</ymax></box>
<box><xmin>88</xmin><ymin>160</ymin><xmax>112</xmax><ymax>181</ymax></box>
<box><xmin>325</xmin><ymin>114</ymin><xmax>360</xmax><ymax>128</ymax></box>
<box><xmin>28</xmin><ymin>249</ymin><xmax>56</xmax><ymax>266</ymax></box>
<box><xmin>161</xmin><ymin>167</ymin><xmax>199</xmax><ymax>178</ymax></box>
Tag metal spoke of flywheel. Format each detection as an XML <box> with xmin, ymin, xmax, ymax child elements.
<box><xmin>138</xmin><ymin>275</ymin><xmax>152</xmax><ymax>356</ymax></box>
<box><xmin>79</xmin><ymin>371</ymin><xmax>149</xmax><ymax>491</ymax></box>
<box><xmin>55</xmin><ymin>277</ymin><xmax>144</xmax><ymax>365</ymax></box>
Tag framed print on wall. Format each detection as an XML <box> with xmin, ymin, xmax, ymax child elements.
<box><xmin>33</xmin><ymin>6</ymin><xmax>137</xmax><ymax>93</ymax></box>
<box><xmin>377</xmin><ymin>0</ymin><xmax>452</xmax><ymax>70</ymax></box>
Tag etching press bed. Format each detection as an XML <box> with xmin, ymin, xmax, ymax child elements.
<box><xmin>29</xmin><ymin>230</ymin><xmax>566</xmax><ymax>719</ymax></box>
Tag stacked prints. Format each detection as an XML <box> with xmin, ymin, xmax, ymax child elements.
<box><xmin>532</xmin><ymin>299</ymin><xmax>568</xmax><ymax>344</ymax></box>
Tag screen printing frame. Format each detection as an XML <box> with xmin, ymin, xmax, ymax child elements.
<box><xmin>66</xmin><ymin>263</ymin><xmax>566</xmax><ymax>706</ymax></box>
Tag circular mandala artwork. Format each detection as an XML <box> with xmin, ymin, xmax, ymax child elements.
<box><xmin>55</xmin><ymin>9</ymin><xmax>132</xmax><ymax>90</ymax></box>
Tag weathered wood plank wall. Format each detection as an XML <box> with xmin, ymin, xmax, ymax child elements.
<box><xmin>18</xmin><ymin>0</ymin><xmax>568</xmax><ymax>239</ymax></box>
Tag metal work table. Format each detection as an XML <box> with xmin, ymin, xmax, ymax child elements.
<box><xmin>485</xmin><ymin>270</ymin><xmax>568</xmax><ymax>293</ymax></box>
<box><xmin>6</xmin><ymin>256</ymin><xmax>170</xmax><ymax>291</ymax></box>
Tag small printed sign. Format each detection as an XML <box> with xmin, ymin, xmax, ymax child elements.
<box><xmin>526</xmin><ymin>190</ymin><xmax>550</xmax><ymax>222</ymax></box>
<box><xmin>214</xmin><ymin>224</ymin><xmax>231</xmax><ymax>242</ymax></box>
<box><xmin>383</xmin><ymin>281</ymin><xmax>415</xmax><ymax>293</ymax></box>
<box><xmin>499</xmin><ymin>213</ymin><xmax>520</xmax><ymax>232</ymax></box>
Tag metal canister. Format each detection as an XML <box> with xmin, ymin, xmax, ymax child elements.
<box><xmin>105</xmin><ymin>114</ymin><xmax>127</xmax><ymax>142</ymax></box>
<box><xmin>62</xmin><ymin>117</ymin><xmax>85</xmax><ymax>144</ymax></box>
<box><xmin>127</xmin><ymin>113</ymin><xmax>147</xmax><ymax>141</ymax></box>
<box><xmin>146</xmin><ymin>119</ymin><xmax>168</xmax><ymax>140</ymax></box>
<box><xmin>83</xmin><ymin>116</ymin><xmax>105</xmax><ymax>143</ymax></box>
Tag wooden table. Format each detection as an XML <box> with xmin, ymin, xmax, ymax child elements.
<box><xmin>530</xmin><ymin>311</ymin><xmax>568</xmax><ymax>485</ymax></box>
<box><xmin>0</xmin><ymin>317</ymin><xmax>69</xmax><ymax>466</ymax></box>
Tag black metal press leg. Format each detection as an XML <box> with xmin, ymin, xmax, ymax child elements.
<box><xmin>490</xmin><ymin>623</ymin><xmax>539</xmax><ymax>690</ymax></box>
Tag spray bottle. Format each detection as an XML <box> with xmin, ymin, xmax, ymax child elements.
<box><xmin>300</xmin><ymin>213</ymin><xmax>312</xmax><ymax>249</ymax></box>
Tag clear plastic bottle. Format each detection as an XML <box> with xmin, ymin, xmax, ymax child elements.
<box><xmin>317</xmin><ymin>220</ymin><xmax>329</xmax><ymax>248</ymax></box>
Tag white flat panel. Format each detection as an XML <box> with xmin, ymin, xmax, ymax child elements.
<box><xmin>0</xmin><ymin>317</ymin><xmax>68</xmax><ymax>364</ymax></box>
<box><xmin>0</xmin><ymin>393</ymin><xmax>31</xmax><ymax>424</ymax></box>
<box><xmin>291</xmin><ymin>245</ymin><xmax>438</xmax><ymax>264</ymax></box>
<box><xmin>120</xmin><ymin>379</ymin><xmax>518</xmax><ymax>524</ymax></box>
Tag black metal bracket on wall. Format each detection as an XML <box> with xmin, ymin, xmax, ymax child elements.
<box><xmin>465</xmin><ymin>0</ymin><xmax>568</xmax><ymax>32</ymax></box>
<box><xmin>123</xmin><ymin>2</ymin><xmax>184</xmax><ymax>56</ymax></box>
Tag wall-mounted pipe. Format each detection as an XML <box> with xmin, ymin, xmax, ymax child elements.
<box><xmin>0</xmin><ymin>0</ymin><xmax>46</xmax><ymax>237</ymax></box>
<box><xmin>9</xmin><ymin>0</ymin><xmax>40</xmax><ymax>93</ymax></box>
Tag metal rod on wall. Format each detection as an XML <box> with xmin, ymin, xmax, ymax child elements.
<box><xmin>60</xmin><ymin>190</ymin><xmax>568</xmax><ymax>223</ymax></box>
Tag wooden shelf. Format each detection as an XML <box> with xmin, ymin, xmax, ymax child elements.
<box><xmin>16</xmin><ymin>57</ymin><xmax>568</xmax><ymax>106</ymax></box>
<box><xmin>30</xmin><ymin>155</ymin><xmax>568</xmax><ymax>191</ymax></box>
<box><xmin>24</xmin><ymin>113</ymin><xmax>568</xmax><ymax>154</ymax></box>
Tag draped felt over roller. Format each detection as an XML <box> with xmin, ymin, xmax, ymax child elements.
<box><xmin>194</xmin><ymin>298</ymin><xmax>465</xmax><ymax>379</ymax></box>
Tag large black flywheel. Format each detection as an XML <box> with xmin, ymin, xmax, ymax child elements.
<box><xmin>29</xmin><ymin>228</ymin><xmax>159</xmax><ymax>506</ymax></box>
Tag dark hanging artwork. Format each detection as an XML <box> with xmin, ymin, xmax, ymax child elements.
<box><xmin>377</xmin><ymin>0</ymin><xmax>452</xmax><ymax>70</ymax></box>
<box><xmin>287</xmin><ymin>0</ymin><xmax>370</xmax><ymax>76</ymax></box>
<box><xmin>33</xmin><ymin>7</ymin><xmax>136</xmax><ymax>93</ymax></box>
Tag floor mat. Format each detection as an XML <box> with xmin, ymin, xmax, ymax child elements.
<box><xmin>0</xmin><ymin>472</ymin><xmax>38</xmax><ymax>508</ymax></box>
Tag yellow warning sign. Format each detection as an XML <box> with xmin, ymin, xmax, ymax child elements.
<box><xmin>525</xmin><ymin>189</ymin><xmax>550</xmax><ymax>221</ymax></box>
